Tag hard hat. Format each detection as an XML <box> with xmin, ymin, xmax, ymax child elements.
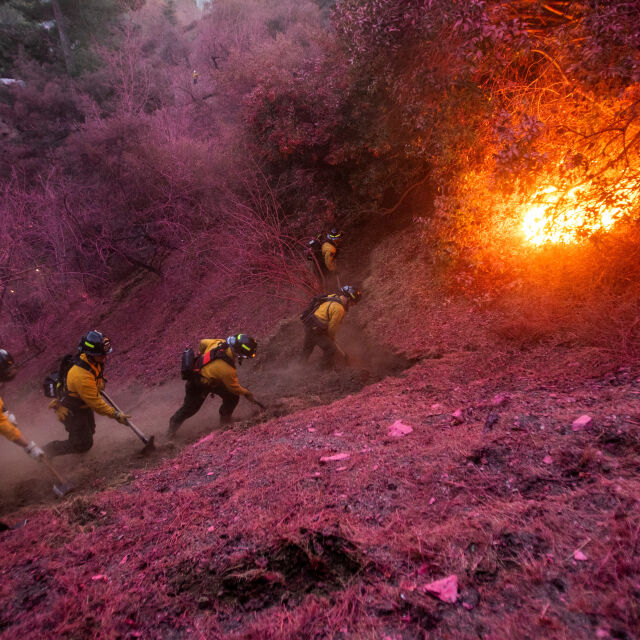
<box><xmin>80</xmin><ymin>330</ymin><xmax>112</xmax><ymax>356</ymax></box>
<box><xmin>0</xmin><ymin>349</ymin><xmax>17</xmax><ymax>382</ymax></box>
<box><xmin>226</xmin><ymin>334</ymin><xmax>257</xmax><ymax>359</ymax></box>
<box><xmin>340</xmin><ymin>285</ymin><xmax>361</xmax><ymax>304</ymax></box>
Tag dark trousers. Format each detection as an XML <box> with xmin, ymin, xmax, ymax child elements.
<box><xmin>169</xmin><ymin>378</ymin><xmax>240</xmax><ymax>433</ymax></box>
<box><xmin>44</xmin><ymin>407</ymin><xmax>96</xmax><ymax>457</ymax></box>
<box><xmin>302</xmin><ymin>326</ymin><xmax>338</xmax><ymax>367</ymax></box>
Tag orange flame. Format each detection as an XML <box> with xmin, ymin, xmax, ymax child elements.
<box><xmin>521</xmin><ymin>184</ymin><xmax>635</xmax><ymax>245</ymax></box>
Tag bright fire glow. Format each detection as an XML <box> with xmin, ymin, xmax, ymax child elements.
<box><xmin>521</xmin><ymin>184</ymin><xmax>635</xmax><ymax>245</ymax></box>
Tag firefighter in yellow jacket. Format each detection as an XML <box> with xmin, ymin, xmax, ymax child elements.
<box><xmin>301</xmin><ymin>285</ymin><xmax>361</xmax><ymax>367</ymax></box>
<box><xmin>319</xmin><ymin>228</ymin><xmax>342</xmax><ymax>289</ymax></box>
<box><xmin>321</xmin><ymin>228</ymin><xmax>341</xmax><ymax>273</ymax></box>
<box><xmin>168</xmin><ymin>334</ymin><xmax>259</xmax><ymax>437</ymax></box>
<box><xmin>0</xmin><ymin>348</ymin><xmax>45</xmax><ymax>460</ymax></box>
<box><xmin>43</xmin><ymin>331</ymin><xmax>131</xmax><ymax>457</ymax></box>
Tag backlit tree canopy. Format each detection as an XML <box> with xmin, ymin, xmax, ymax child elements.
<box><xmin>1</xmin><ymin>0</ymin><xmax>640</xmax><ymax>343</ymax></box>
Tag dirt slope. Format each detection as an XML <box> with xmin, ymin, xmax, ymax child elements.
<box><xmin>1</xmin><ymin>208</ymin><xmax>639</xmax><ymax>638</ymax></box>
<box><xmin>0</xmin><ymin>315</ymin><xmax>411</xmax><ymax>516</ymax></box>
<box><xmin>1</xmin><ymin>347</ymin><xmax>638</xmax><ymax>639</ymax></box>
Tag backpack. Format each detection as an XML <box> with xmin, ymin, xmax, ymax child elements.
<box><xmin>181</xmin><ymin>347</ymin><xmax>196</xmax><ymax>380</ymax></box>
<box><xmin>181</xmin><ymin>343</ymin><xmax>235</xmax><ymax>380</ymax></box>
<box><xmin>42</xmin><ymin>354</ymin><xmax>93</xmax><ymax>399</ymax></box>
<box><xmin>300</xmin><ymin>295</ymin><xmax>344</xmax><ymax>328</ymax></box>
<box><xmin>306</xmin><ymin>235</ymin><xmax>323</xmax><ymax>263</ymax></box>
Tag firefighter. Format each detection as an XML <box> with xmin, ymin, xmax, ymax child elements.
<box><xmin>322</xmin><ymin>228</ymin><xmax>342</xmax><ymax>274</ymax></box>
<box><xmin>43</xmin><ymin>331</ymin><xmax>131</xmax><ymax>457</ymax></box>
<box><xmin>320</xmin><ymin>228</ymin><xmax>342</xmax><ymax>289</ymax></box>
<box><xmin>192</xmin><ymin>69</ymin><xmax>199</xmax><ymax>85</ymax></box>
<box><xmin>168</xmin><ymin>334</ymin><xmax>260</xmax><ymax>437</ymax></box>
<box><xmin>308</xmin><ymin>228</ymin><xmax>343</xmax><ymax>289</ymax></box>
<box><xmin>301</xmin><ymin>285</ymin><xmax>361</xmax><ymax>368</ymax></box>
<box><xmin>0</xmin><ymin>349</ymin><xmax>45</xmax><ymax>460</ymax></box>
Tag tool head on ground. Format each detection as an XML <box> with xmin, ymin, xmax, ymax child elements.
<box><xmin>327</xmin><ymin>228</ymin><xmax>343</xmax><ymax>244</ymax></box>
<box><xmin>40</xmin><ymin>458</ymin><xmax>75</xmax><ymax>498</ymax></box>
<box><xmin>226</xmin><ymin>334</ymin><xmax>258</xmax><ymax>360</ymax></box>
<box><xmin>79</xmin><ymin>330</ymin><xmax>112</xmax><ymax>357</ymax></box>
<box><xmin>139</xmin><ymin>434</ymin><xmax>155</xmax><ymax>455</ymax></box>
<box><xmin>120</xmin><ymin>415</ymin><xmax>156</xmax><ymax>455</ymax></box>
<box><xmin>52</xmin><ymin>482</ymin><xmax>75</xmax><ymax>498</ymax></box>
<box><xmin>0</xmin><ymin>348</ymin><xmax>17</xmax><ymax>382</ymax></box>
<box><xmin>340</xmin><ymin>285</ymin><xmax>362</xmax><ymax>306</ymax></box>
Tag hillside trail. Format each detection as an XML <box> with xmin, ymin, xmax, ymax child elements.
<box><xmin>0</xmin><ymin>316</ymin><xmax>414</xmax><ymax>517</ymax></box>
<box><xmin>0</xmin><ymin>202</ymin><xmax>419</xmax><ymax>517</ymax></box>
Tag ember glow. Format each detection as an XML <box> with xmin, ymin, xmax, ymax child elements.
<box><xmin>521</xmin><ymin>184</ymin><xmax>635</xmax><ymax>245</ymax></box>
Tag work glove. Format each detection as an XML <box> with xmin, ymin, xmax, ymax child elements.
<box><xmin>114</xmin><ymin>411</ymin><xmax>131</xmax><ymax>425</ymax></box>
<box><xmin>24</xmin><ymin>441</ymin><xmax>45</xmax><ymax>460</ymax></box>
<box><xmin>48</xmin><ymin>399</ymin><xmax>69</xmax><ymax>423</ymax></box>
<box><xmin>3</xmin><ymin>410</ymin><xmax>17</xmax><ymax>425</ymax></box>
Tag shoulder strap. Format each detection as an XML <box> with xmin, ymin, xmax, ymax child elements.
<box><xmin>314</xmin><ymin>295</ymin><xmax>344</xmax><ymax>309</ymax></box>
<box><xmin>71</xmin><ymin>356</ymin><xmax>103</xmax><ymax>381</ymax></box>
<box><xmin>313</xmin><ymin>297</ymin><xmax>345</xmax><ymax>322</ymax></box>
<box><xmin>72</xmin><ymin>356</ymin><xmax>93</xmax><ymax>373</ymax></box>
<box><xmin>60</xmin><ymin>356</ymin><xmax>102</xmax><ymax>404</ymax></box>
<box><xmin>197</xmin><ymin>343</ymin><xmax>235</xmax><ymax>370</ymax></box>
<box><xmin>322</xmin><ymin>296</ymin><xmax>345</xmax><ymax>310</ymax></box>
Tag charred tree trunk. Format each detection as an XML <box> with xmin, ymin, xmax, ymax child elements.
<box><xmin>51</xmin><ymin>0</ymin><xmax>73</xmax><ymax>75</ymax></box>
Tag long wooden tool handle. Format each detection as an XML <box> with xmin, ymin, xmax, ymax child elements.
<box><xmin>247</xmin><ymin>397</ymin><xmax>266</xmax><ymax>410</ymax></box>
<box><xmin>41</xmin><ymin>458</ymin><xmax>67</xmax><ymax>485</ymax></box>
<box><xmin>101</xmin><ymin>391</ymin><xmax>150</xmax><ymax>443</ymax></box>
<box><xmin>101</xmin><ymin>390</ymin><xmax>123</xmax><ymax>412</ymax></box>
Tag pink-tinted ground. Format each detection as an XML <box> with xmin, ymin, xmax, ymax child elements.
<box><xmin>1</xmin><ymin>348</ymin><xmax>639</xmax><ymax>639</ymax></box>
<box><xmin>1</xmin><ymin>219</ymin><xmax>639</xmax><ymax>639</ymax></box>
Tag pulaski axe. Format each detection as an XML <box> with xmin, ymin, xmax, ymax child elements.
<box><xmin>40</xmin><ymin>458</ymin><xmax>74</xmax><ymax>498</ymax></box>
<box><xmin>101</xmin><ymin>391</ymin><xmax>155</xmax><ymax>454</ymax></box>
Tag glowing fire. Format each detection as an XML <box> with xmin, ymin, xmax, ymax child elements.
<box><xmin>521</xmin><ymin>184</ymin><xmax>634</xmax><ymax>245</ymax></box>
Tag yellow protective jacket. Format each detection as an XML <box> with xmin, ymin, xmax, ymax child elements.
<box><xmin>198</xmin><ymin>339</ymin><xmax>250</xmax><ymax>397</ymax></box>
<box><xmin>313</xmin><ymin>294</ymin><xmax>346</xmax><ymax>339</ymax></box>
<box><xmin>65</xmin><ymin>354</ymin><xmax>116</xmax><ymax>417</ymax></box>
<box><xmin>321</xmin><ymin>242</ymin><xmax>337</xmax><ymax>272</ymax></box>
<box><xmin>0</xmin><ymin>396</ymin><xmax>22</xmax><ymax>443</ymax></box>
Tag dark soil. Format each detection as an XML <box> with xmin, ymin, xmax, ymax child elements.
<box><xmin>170</xmin><ymin>529</ymin><xmax>366</xmax><ymax>621</ymax></box>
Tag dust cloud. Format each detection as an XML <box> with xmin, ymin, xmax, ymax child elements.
<box><xmin>0</xmin><ymin>318</ymin><xmax>413</xmax><ymax>516</ymax></box>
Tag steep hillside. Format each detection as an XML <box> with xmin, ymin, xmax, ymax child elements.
<box><xmin>1</xmin><ymin>348</ymin><xmax>638</xmax><ymax>638</ymax></box>
<box><xmin>1</xmin><ymin>215</ymin><xmax>639</xmax><ymax>639</ymax></box>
